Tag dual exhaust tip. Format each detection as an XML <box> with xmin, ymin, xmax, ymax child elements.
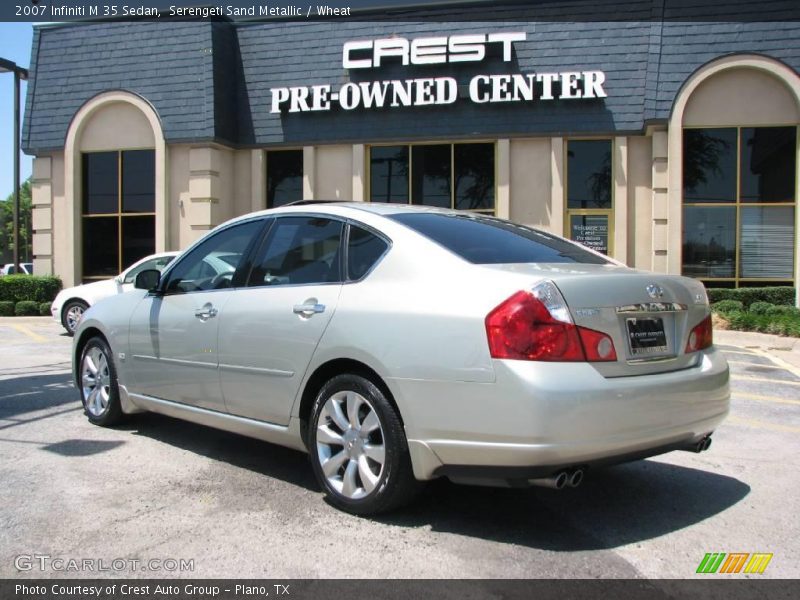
<box><xmin>692</xmin><ymin>436</ymin><xmax>713</xmax><ymax>453</ymax></box>
<box><xmin>528</xmin><ymin>468</ymin><xmax>584</xmax><ymax>490</ymax></box>
<box><xmin>527</xmin><ymin>436</ymin><xmax>713</xmax><ymax>490</ymax></box>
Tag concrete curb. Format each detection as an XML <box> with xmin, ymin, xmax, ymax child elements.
<box><xmin>715</xmin><ymin>329</ymin><xmax>800</xmax><ymax>371</ymax></box>
<box><xmin>0</xmin><ymin>316</ymin><xmax>55</xmax><ymax>325</ymax></box>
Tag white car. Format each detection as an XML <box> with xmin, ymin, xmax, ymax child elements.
<box><xmin>1</xmin><ymin>262</ymin><xmax>33</xmax><ymax>275</ymax></box>
<box><xmin>52</xmin><ymin>252</ymin><xmax>179</xmax><ymax>335</ymax></box>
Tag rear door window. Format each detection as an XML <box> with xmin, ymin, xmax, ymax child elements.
<box><xmin>248</xmin><ymin>216</ymin><xmax>344</xmax><ymax>286</ymax></box>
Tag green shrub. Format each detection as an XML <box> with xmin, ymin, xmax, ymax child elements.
<box><xmin>0</xmin><ymin>301</ymin><xmax>13</xmax><ymax>316</ymax></box>
<box><xmin>725</xmin><ymin>311</ymin><xmax>800</xmax><ymax>337</ymax></box>
<box><xmin>725</xmin><ymin>311</ymin><xmax>756</xmax><ymax>330</ymax></box>
<box><xmin>711</xmin><ymin>299</ymin><xmax>744</xmax><ymax>314</ymax></box>
<box><xmin>39</xmin><ymin>302</ymin><xmax>52</xmax><ymax>316</ymax></box>
<box><xmin>0</xmin><ymin>275</ymin><xmax>62</xmax><ymax>303</ymax></box>
<box><xmin>14</xmin><ymin>300</ymin><xmax>40</xmax><ymax>316</ymax></box>
<box><xmin>749</xmin><ymin>301</ymin><xmax>775</xmax><ymax>315</ymax></box>
<box><xmin>765</xmin><ymin>305</ymin><xmax>800</xmax><ymax>317</ymax></box>
<box><xmin>706</xmin><ymin>286</ymin><xmax>795</xmax><ymax>308</ymax></box>
<box><xmin>764</xmin><ymin>318</ymin><xmax>800</xmax><ymax>337</ymax></box>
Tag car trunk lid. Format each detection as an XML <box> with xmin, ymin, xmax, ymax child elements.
<box><xmin>482</xmin><ymin>263</ymin><xmax>711</xmax><ymax>376</ymax></box>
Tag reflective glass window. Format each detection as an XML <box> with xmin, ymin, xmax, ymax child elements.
<box><xmin>681</xmin><ymin>207</ymin><xmax>736</xmax><ymax>279</ymax></box>
<box><xmin>683</xmin><ymin>128</ymin><xmax>737</xmax><ymax>204</ymax></box>
<box><xmin>740</xmin><ymin>127</ymin><xmax>796</xmax><ymax>203</ymax></box>
<box><xmin>567</xmin><ymin>140</ymin><xmax>612</xmax><ymax>209</ymax></box>
<box><xmin>370</xmin><ymin>146</ymin><xmax>409</xmax><ymax>203</ymax></box>
<box><xmin>83</xmin><ymin>152</ymin><xmax>118</xmax><ymax>214</ymax></box>
<box><xmin>267</xmin><ymin>150</ymin><xmax>303</xmax><ymax>208</ymax></box>
<box><xmin>411</xmin><ymin>145</ymin><xmax>451</xmax><ymax>208</ymax></box>
<box><xmin>454</xmin><ymin>144</ymin><xmax>495</xmax><ymax>211</ymax></box>
<box><xmin>122</xmin><ymin>150</ymin><xmax>155</xmax><ymax>212</ymax></box>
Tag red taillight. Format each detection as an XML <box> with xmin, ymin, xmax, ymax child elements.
<box><xmin>578</xmin><ymin>327</ymin><xmax>618</xmax><ymax>362</ymax></box>
<box><xmin>485</xmin><ymin>286</ymin><xmax>617</xmax><ymax>362</ymax></box>
<box><xmin>685</xmin><ymin>314</ymin><xmax>713</xmax><ymax>353</ymax></box>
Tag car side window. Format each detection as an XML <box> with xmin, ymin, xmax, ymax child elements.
<box><xmin>162</xmin><ymin>220</ymin><xmax>263</xmax><ymax>294</ymax></box>
<box><xmin>248</xmin><ymin>216</ymin><xmax>344</xmax><ymax>287</ymax></box>
<box><xmin>123</xmin><ymin>255</ymin><xmax>175</xmax><ymax>283</ymax></box>
<box><xmin>347</xmin><ymin>225</ymin><xmax>389</xmax><ymax>281</ymax></box>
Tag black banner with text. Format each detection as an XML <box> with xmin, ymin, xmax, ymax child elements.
<box><xmin>2</xmin><ymin>0</ymin><xmax>799</xmax><ymax>22</ymax></box>
<box><xmin>4</xmin><ymin>580</ymin><xmax>800</xmax><ymax>600</ymax></box>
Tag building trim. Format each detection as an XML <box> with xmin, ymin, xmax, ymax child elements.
<box><xmin>63</xmin><ymin>90</ymin><xmax>167</xmax><ymax>285</ymax></box>
<box><xmin>667</xmin><ymin>54</ymin><xmax>800</xmax><ymax>306</ymax></box>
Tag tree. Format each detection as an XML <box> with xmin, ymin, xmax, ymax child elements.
<box><xmin>684</xmin><ymin>131</ymin><xmax>732</xmax><ymax>193</ymax></box>
<box><xmin>0</xmin><ymin>178</ymin><xmax>33</xmax><ymax>263</ymax></box>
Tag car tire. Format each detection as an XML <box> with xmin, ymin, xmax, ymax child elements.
<box><xmin>62</xmin><ymin>299</ymin><xmax>89</xmax><ymax>336</ymax></box>
<box><xmin>308</xmin><ymin>373</ymin><xmax>420</xmax><ymax>515</ymax></box>
<box><xmin>79</xmin><ymin>336</ymin><xmax>125</xmax><ymax>426</ymax></box>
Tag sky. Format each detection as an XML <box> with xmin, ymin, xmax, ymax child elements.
<box><xmin>0</xmin><ymin>22</ymin><xmax>34</xmax><ymax>200</ymax></box>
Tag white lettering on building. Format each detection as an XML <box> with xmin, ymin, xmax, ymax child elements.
<box><xmin>270</xmin><ymin>32</ymin><xmax>608</xmax><ymax>113</ymax></box>
<box><xmin>342</xmin><ymin>32</ymin><xmax>527</xmax><ymax>69</ymax></box>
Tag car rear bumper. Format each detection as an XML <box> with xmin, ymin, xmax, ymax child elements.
<box><xmin>50</xmin><ymin>293</ymin><xmax>63</xmax><ymax>323</ymax></box>
<box><xmin>392</xmin><ymin>347</ymin><xmax>730</xmax><ymax>482</ymax></box>
<box><xmin>426</xmin><ymin>434</ymin><xmax>720</xmax><ymax>485</ymax></box>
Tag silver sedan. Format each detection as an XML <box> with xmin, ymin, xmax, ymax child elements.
<box><xmin>72</xmin><ymin>203</ymin><xmax>729</xmax><ymax>515</ymax></box>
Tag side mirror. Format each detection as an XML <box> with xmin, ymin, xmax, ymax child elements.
<box><xmin>134</xmin><ymin>269</ymin><xmax>161</xmax><ymax>291</ymax></box>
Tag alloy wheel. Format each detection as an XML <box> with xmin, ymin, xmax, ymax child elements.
<box><xmin>316</xmin><ymin>390</ymin><xmax>386</xmax><ymax>499</ymax></box>
<box><xmin>66</xmin><ymin>304</ymin><xmax>85</xmax><ymax>333</ymax></box>
<box><xmin>81</xmin><ymin>346</ymin><xmax>111</xmax><ymax>417</ymax></box>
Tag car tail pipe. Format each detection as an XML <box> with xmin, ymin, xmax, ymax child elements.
<box><xmin>528</xmin><ymin>468</ymin><xmax>584</xmax><ymax>490</ymax></box>
<box><xmin>681</xmin><ymin>435</ymin><xmax>713</xmax><ymax>453</ymax></box>
<box><xmin>691</xmin><ymin>435</ymin><xmax>713</xmax><ymax>453</ymax></box>
<box><xmin>566</xmin><ymin>468</ymin><xmax>584</xmax><ymax>488</ymax></box>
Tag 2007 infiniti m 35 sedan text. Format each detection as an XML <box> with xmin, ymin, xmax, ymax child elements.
<box><xmin>73</xmin><ymin>203</ymin><xmax>729</xmax><ymax>514</ymax></box>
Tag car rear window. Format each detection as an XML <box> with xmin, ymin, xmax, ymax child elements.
<box><xmin>390</xmin><ymin>213</ymin><xmax>609</xmax><ymax>265</ymax></box>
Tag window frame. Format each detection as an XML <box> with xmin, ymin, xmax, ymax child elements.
<box><xmin>563</xmin><ymin>138</ymin><xmax>615</xmax><ymax>257</ymax></box>
<box><xmin>366</xmin><ymin>141</ymin><xmax>497</xmax><ymax>215</ymax></box>
<box><xmin>681</xmin><ymin>124</ymin><xmax>799</xmax><ymax>286</ymax></box>
<box><xmin>81</xmin><ymin>149</ymin><xmax>156</xmax><ymax>281</ymax></box>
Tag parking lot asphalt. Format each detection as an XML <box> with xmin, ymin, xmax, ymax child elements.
<box><xmin>0</xmin><ymin>317</ymin><xmax>798</xmax><ymax>579</ymax></box>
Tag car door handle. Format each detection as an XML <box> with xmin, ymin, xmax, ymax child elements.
<box><xmin>293</xmin><ymin>302</ymin><xmax>326</xmax><ymax>317</ymax></box>
<box><xmin>195</xmin><ymin>303</ymin><xmax>218</xmax><ymax>321</ymax></box>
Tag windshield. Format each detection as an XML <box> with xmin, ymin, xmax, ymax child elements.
<box><xmin>390</xmin><ymin>213</ymin><xmax>609</xmax><ymax>265</ymax></box>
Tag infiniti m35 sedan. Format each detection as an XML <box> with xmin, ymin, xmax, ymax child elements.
<box><xmin>73</xmin><ymin>203</ymin><xmax>729</xmax><ymax>514</ymax></box>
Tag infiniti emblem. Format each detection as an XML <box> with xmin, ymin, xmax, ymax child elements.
<box><xmin>646</xmin><ymin>284</ymin><xmax>664</xmax><ymax>299</ymax></box>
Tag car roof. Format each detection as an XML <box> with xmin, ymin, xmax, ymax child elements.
<box><xmin>224</xmin><ymin>201</ymin><xmax>465</xmax><ymax>226</ymax></box>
